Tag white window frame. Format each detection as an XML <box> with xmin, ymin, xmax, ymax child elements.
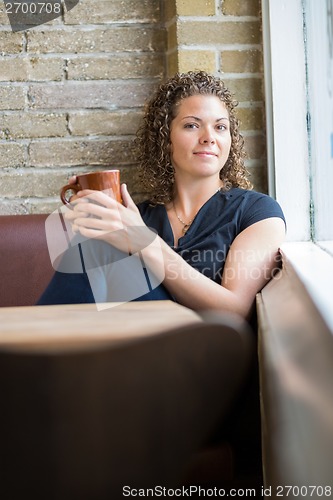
<box><xmin>261</xmin><ymin>0</ymin><xmax>310</xmax><ymax>241</ymax></box>
<box><xmin>305</xmin><ymin>0</ymin><xmax>333</xmax><ymax>243</ymax></box>
<box><xmin>261</xmin><ymin>0</ymin><xmax>333</xmax><ymax>333</ymax></box>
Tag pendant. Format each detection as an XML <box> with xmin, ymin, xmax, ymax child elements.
<box><xmin>182</xmin><ymin>224</ymin><xmax>191</xmax><ymax>235</ymax></box>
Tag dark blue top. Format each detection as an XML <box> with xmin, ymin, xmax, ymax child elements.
<box><xmin>138</xmin><ymin>188</ymin><xmax>285</xmax><ymax>284</ymax></box>
<box><xmin>37</xmin><ymin>188</ymin><xmax>285</xmax><ymax>305</ymax></box>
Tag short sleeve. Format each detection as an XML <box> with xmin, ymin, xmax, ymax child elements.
<box><xmin>240</xmin><ymin>193</ymin><xmax>286</xmax><ymax>232</ymax></box>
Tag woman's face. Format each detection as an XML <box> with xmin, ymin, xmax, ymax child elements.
<box><xmin>169</xmin><ymin>94</ymin><xmax>232</xmax><ymax>181</ymax></box>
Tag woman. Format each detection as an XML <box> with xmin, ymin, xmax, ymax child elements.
<box><xmin>38</xmin><ymin>71</ymin><xmax>285</xmax><ymax>319</ymax></box>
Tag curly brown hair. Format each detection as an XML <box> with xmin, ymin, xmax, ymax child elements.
<box><xmin>135</xmin><ymin>71</ymin><xmax>252</xmax><ymax>204</ymax></box>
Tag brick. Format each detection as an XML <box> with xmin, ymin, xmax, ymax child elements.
<box><xmin>223</xmin><ymin>78</ymin><xmax>263</xmax><ymax>102</ymax></box>
<box><xmin>64</xmin><ymin>0</ymin><xmax>161</xmax><ymax>24</ymax></box>
<box><xmin>221</xmin><ymin>49</ymin><xmax>262</xmax><ymax>73</ymax></box>
<box><xmin>29</xmin><ymin>138</ymin><xmax>136</xmax><ymax>167</ymax></box>
<box><xmin>0</xmin><ymin>199</ymin><xmax>30</xmax><ymax>215</ymax></box>
<box><xmin>247</xmin><ymin>164</ymin><xmax>267</xmax><ymax>193</ymax></box>
<box><xmin>0</xmin><ymin>56</ymin><xmax>65</xmax><ymax>82</ymax></box>
<box><xmin>235</xmin><ymin>106</ymin><xmax>263</xmax><ymax>130</ymax></box>
<box><xmin>0</xmin><ymin>169</ymin><xmax>68</xmax><ymax>197</ymax></box>
<box><xmin>28</xmin><ymin>200</ymin><xmax>63</xmax><ymax>214</ymax></box>
<box><xmin>177</xmin><ymin>0</ymin><xmax>215</xmax><ymax>16</ymax></box>
<box><xmin>178</xmin><ymin>50</ymin><xmax>216</xmax><ymax>74</ymax></box>
<box><xmin>0</xmin><ymin>85</ymin><xmax>26</xmax><ymax>110</ymax></box>
<box><xmin>69</xmin><ymin>110</ymin><xmax>142</xmax><ymax>136</ymax></box>
<box><xmin>0</xmin><ymin>31</ymin><xmax>24</xmax><ymax>54</ymax></box>
<box><xmin>0</xmin><ymin>143</ymin><xmax>26</xmax><ymax>167</ymax></box>
<box><xmin>0</xmin><ymin>112</ymin><xmax>68</xmax><ymax>139</ymax></box>
<box><xmin>0</xmin><ymin>57</ymin><xmax>27</xmax><ymax>81</ymax></box>
<box><xmin>27</xmin><ymin>27</ymin><xmax>166</xmax><ymax>54</ymax></box>
<box><xmin>178</xmin><ymin>20</ymin><xmax>261</xmax><ymax>45</ymax></box>
<box><xmin>67</xmin><ymin>54</ymin><xmax>164</xmax><ymax>80</ymax></box>
<box><xmin>0</xmin><ymin>197</ymin><xmax>62</xmax><ymax>215</ymax></box>
<box><xmin>28</xmin><ymin>81</ymin><xmax>157</xmax><ymax>109</ymax></box>
<box><xmin>243</xmin><ymin>133</ymin><xmax>265</xmax><ymax>159</ymax></box>
<box><xmin>0</xmin><ymin>55</ymin><xmax>65</xmax><ymax>81</ymax></box>
<box><xmin>222</xmin><ymin>0</ymin><xmax>261</xmax><ymax>17</ymax></box>
<box><xmin>27</xmin><ymin>56</ymin><xmax>65</xmax><ymax>81</ymax></box>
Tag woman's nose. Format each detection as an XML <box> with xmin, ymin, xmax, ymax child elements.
<box><xmin>199</xmin><ymin>129</ymin><xmax>215</xmax><ymax>144</ymax></box>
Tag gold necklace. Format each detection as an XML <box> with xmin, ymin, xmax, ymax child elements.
<box><xmin>173</xmin><ymin>203</ymin><xmax>195</xmax><ymax>235</ymax></box>
<box><xmin>173</xmin><ymin>186</ymin><xmax>223</xmax><ymax>236</ymax></box>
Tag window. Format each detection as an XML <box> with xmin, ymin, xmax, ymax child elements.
<box><xmin>261</xmin><ymin>0</ymin><xmax>333</xmax><ymax>332</ymax></box>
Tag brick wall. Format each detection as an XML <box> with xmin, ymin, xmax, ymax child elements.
<box><xmin>0</xmin><ymin>0</ymin><xmax>166</xmax><ymax>214</ymax></box>
<box><xmin>0</xmin><ymin>0</ymin><xmax>265</xmax><ymax>215</ymax></box>
<box><xmin>166</xmin><ymin>0</ymin><xmax>265</xmax><ymax>192</ymax></box>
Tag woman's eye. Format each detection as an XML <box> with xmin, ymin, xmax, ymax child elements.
<box><xmin>216</xmin><ymin>124</ymin><xmax>227</xmax><ymax>131</ymax></box>
<box><xmin>184</xmin><ymin>123</ymin><xmax>198</xmax><ymax>129</ymax></box>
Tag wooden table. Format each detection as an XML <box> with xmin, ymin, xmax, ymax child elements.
<box><xmin>0</xmin><ymin>300</ymin><xmax>243</xmax><ymax>497</ymax></box>
<box><xmin>0</xmin><ymin>300</ymin><xmax>202</xmax><ymax>351</ymax></box>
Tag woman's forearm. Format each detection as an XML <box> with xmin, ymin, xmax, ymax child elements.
<box><xmin>140</xmin><ymin>236</ymin><xmax>251</xmax><ymax>317</ymax></box>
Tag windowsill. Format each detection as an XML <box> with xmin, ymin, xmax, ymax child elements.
<box><xmin>317</xmin><ymin>240</ymin><xmax>333</xmax><ymax>257</ymax></box>
<box><xmin>280</xmin><ymin>241</ymin><xmax>333</xmax><ymax>334</ymax></box>
<box><xmin>257</xmin><ymin>240</ymin><xmax>333</xmax><ymax>488</ymax></box>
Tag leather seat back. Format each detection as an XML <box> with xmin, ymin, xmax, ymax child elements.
<box><xmin>0</xmin><ymin>214</ymin><xmax>54</xmax><ymax>307</ymax></box>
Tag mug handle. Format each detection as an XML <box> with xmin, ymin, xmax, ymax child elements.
<box><xmin>60</xmin><ymin>183</ymin><xmax>81</xmax><ymax>205</ymax></box>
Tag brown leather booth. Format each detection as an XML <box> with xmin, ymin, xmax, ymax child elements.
<box><xmin>0</xmin><ymin>214</ymin><xmax>54</xmax><ymax>307</ymax></box>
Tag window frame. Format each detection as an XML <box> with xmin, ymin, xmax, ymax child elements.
<box><xmin>261</xmin><ymin>0</ymin><xmax>311</xmax><ymax>242</ymax></box>
<box><xmin>304</xmin><ymin>0</ymin><xmax>333</xmax><ymax>242</ymax></box>
<box><xmin>261</xmin><ymin>0</ymin><xmax>333</xmax><ymax>333</ymax></box>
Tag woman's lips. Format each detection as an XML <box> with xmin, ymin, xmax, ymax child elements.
<box><xmin>193</xmin><ymin>151</ymin><xmax>217</xmax><ymax>156</ymax></box>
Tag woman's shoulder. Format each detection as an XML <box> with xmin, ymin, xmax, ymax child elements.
<box><xmin>225</xmin><ymin>186</ymin><xmax>274</xmax><ymax>201</ymax></box>
<box><xmin>222</xmin><ymin>187</ymin><xmax>286</xmax><ymax>229</ymax></box>
<box><xmin>225</xmin><ymin>187</ymin><xmax>283</xmax><ymax>208</ymax></box>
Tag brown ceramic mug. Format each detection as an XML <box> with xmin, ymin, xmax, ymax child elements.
<box><xmin>60</xmin><ymin>170</ymin><xmax>122</xmax><ymax>205</ymax></box>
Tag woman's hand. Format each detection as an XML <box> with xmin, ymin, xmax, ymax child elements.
<box><xmin>64</xmin><ymin>184</ymin><xmax>157</xmax><ymax>254</ymax></box>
